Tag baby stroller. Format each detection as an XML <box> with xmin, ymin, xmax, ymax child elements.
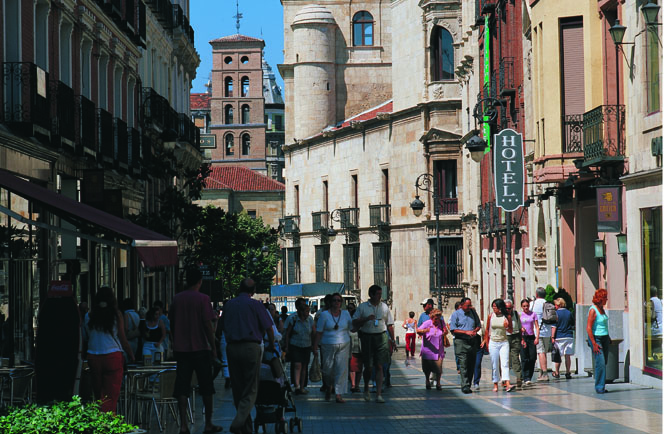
<box><xmin>254</xmin><ymin>351</ymin><xmax>302</xmax><ymax>433</ymax></box>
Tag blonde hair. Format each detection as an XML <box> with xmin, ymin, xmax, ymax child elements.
<box><xmin>554</xmin><ymin>298</ymin><xmax>566</xmax><ymax>308</ymax></box>
<box><xmin>429</xmin><ymin>308</ymin><xmax>442</xmax><ymax>318</ymax></box>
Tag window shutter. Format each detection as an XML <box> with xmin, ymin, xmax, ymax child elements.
<box><xmin>287</xmin><ymin>249</ymin><xmax>296</xmax><ymax>284</ymax></box>
<box><xmin>560</xmin><ymin>20</ymin><xmax>585</xmax><ymax>118</ymax></box>
<box><xmin>429</xmin><ymin>241</ymin><xmax>437</xmax><ymax>291</ymax></box>
<box><xmin>315</xmin><ymin>246</ymin><xmax>325</xmax><ymax>283</ymax></box>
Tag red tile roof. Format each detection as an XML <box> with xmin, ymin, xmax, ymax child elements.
<box><xmin>204</xmin><ymin>166</ymin><xmax>285</xmax><ymax>192</ymax></box>
<box><xmin>190</xmin><ymin>93</ymin><xmax>211</xmax><ymax>110</ymax></box>
<box><xmin>209</xmin><ymin>34</ymin><xmax>264</xmax><ymax>44</ymax></box>
<box><xmin>335</xmin><ymin>100</ymin><xmax>393</xmax><ymax>130</ymax></box>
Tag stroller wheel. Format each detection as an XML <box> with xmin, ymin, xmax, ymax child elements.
<box><xmin>275</xmin><ymin>420</ymin><xmax>288</xmax><ymax>433</ymax></box>
<box><xmin>298</xmin><ymin>419</ymin><xmax>303</xmax><ymax>432</ymax></box>
<box><xmin>289</xmin><ymin>419</ymin><xmax>294</xmax><ymax>432</ymax></box>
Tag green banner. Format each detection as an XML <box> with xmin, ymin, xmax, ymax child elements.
<box><xmin>483</xmin><ymin>15</ymin><xmax>491</xmax><ymax>153</ymax></box>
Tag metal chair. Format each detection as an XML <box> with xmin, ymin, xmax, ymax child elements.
<box><xmin>134</xmin><ymin>368</ymin><xmax>178</xmax><ymax>432</ymax></box>
<box><xmin>1</xmin><ymin>369</ymin><xmax>34</xmax><ymax>407</ymax></box>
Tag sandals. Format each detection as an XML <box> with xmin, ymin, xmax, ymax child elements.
<box><xmin>436</xmin><ymin>384</ymin><xmax>442</xmax><ymax>391</ymax></box>
<box><xmin>335</xmin><ymin>395</ymin><xmax>346</xmax><ymax>403</ymax></box>
<box><xmin>552</xmin><ymin>372</ymin><xmax>560</xmax><ymax>379</ymax></box>
<box><xmin>506</xmin><ymin>385</ymin><xmax>516</xmax><ymax>393</ymax></box>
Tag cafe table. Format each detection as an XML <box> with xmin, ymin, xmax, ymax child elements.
<box><xmin>123</xmin><ymin>363</ymin><xmax>175</xmax><ymax>423</ymax></box>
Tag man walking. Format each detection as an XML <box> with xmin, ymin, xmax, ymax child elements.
<box><xmin>418</xmin><ymin>298</ymin><xmax>434</xmax><ymax>327</ymax></box>
<box><xmin>532</xmin><ymin>287</ymin><xmax>552</xmax><ymax>381</ymax></box>
<box><xmin>505</xmin><ymin>300</ymin><xmax>523</xmax><ymax>387</ymax></box>
<box><xmin>171</xmin><ymin>268</ymin><xmax>222</xmax><ymax>434</ymax></box>
<box><xmin>352</xmin><ymin>285</ymin><xmax>395</xmax><ymax>403</ymax></box>
<box><xmin>220</xmin><ymin>278</ymin><xmax>275</xmax><ymax>434</ymax></box>
<box><xmin>449</xmin><ymin>297</ymin><xmax>482</xmax><ymax>394</ymax></box>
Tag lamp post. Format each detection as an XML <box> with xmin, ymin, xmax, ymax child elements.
<box><xmin>410</xmin><ymin>173</ymin><xmax>442</xmax><ymax>309</ymax></box>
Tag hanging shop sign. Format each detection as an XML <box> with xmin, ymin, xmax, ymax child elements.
<box><xmin>494</xmin><ymin>128</ymin><xmax>525</xmax><ymax>212</ymax></box>
<box><xmin>597</xmin><ymin>187</ymin><xmax>622</xmax><ymax>233</ymax></box>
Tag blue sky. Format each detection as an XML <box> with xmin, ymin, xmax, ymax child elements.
<box><xmin>190</xmin><ymin>0</ymin><xmax>285</xmax><ymax>93</ymax></box>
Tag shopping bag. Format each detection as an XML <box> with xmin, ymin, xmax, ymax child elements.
<box><xmin>552</xmin><ymin>343</ymin><xmax>562</xmax><ymax>363</ymax></box>
<box><xmin>309</xmin><ymin>353</ymin><xmax>322</xmax><ymax>382</ymax></box>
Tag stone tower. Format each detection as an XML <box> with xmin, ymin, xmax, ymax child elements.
<box><xmin>291</xmin><ymin>5</ymin><xmax>337</xmax><ymax>141</ymax></box>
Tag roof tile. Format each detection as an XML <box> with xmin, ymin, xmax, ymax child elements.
<box><xmin>190</xmin><ymin>93</ymin><xmax>211</xmax><ymax>110</ymax></box>
<box><xmin>204</xmin><ymin>166</ymin><xmax>285</xmax><ymax>192</ymax></box>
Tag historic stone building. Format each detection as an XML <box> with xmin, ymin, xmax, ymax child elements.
<box><xmin>279</xmin><ymin>0</ymin><xmax>481</xmax><ymax>320</ymax></box>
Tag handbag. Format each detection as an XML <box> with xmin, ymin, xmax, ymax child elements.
<box><xmin>309</xmin><ymin>353</ymin><xmax>322</xmax><ymax>383</ymax></box>
<box><xmin>551</xmin><ymin>343</ymin><xmax>562</xmax><ymax>363</ymax></box>
<box><xmin>443</xmin><ymin>334</ymin><xmax>451</xmax><ymax>348</ymax></box>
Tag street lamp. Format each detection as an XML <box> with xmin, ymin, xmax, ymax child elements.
<box><xmin>641</xmin><ymin>2</ymin><xmax>661</xmax><ymax>26</ymax></box>
<box><xmin>466</xmin><ymin>134</ymin><xmax>487</xmax><ymax>163</ymax></box>
<box><xmin>410</xmin><ymin>173</ymin><xmax>442</xmax><ymax>309</ymax></box>
<box><xmin>616</xmin><ymin>232</ymin><xmax>628</xmax><ymax>256</ymax></box>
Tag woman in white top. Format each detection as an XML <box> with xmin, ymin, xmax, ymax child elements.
<box><xmin>483</xmin><ymin>298</ymin><xmax>515</xmax><ymax>392</ymax></box>
<box><xmin>313</xmin><ymin>293</ymin><xmax>352</xmax><ymax>403</ymax></box>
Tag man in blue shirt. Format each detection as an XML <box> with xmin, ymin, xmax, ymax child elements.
<box><xmin>418</xmin><ymin>298</ymin><xmax>434</xmax><ymax>327</ymax></box>
<box><xmin>449</xmin><ymin>297</ymin><xmax>481</xmax><ymax>394</ymax></box>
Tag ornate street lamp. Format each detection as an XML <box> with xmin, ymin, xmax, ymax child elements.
<box><xmin>616</xmin><ymin>232</ymin><xmax>628</xmax><ymax>256</ymax></box>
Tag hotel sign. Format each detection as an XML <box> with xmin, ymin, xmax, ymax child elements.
<box><xmin>494</xmin><ymin>129</ymin><xmax>524</xmax><ymax>212</ymax></box>
<box><xmin>597</xmin><ymin>187</ymin><xmax>621</xmax><ymax>232</ymax></box>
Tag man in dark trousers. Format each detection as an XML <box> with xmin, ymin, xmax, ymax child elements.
<box><xmin>220</xmin><ymin>278</ymin><xmax>275</xmax><ymax>434</ymax></box>
<box><xmin>449</xmin><ymin>297</ymin><xmax>482</xmax><ymax>394</ymax></box>
<box><xmin>171</xmin><ymin>268</ymin><xmax>221</xmax><ymax>434</ymax></box>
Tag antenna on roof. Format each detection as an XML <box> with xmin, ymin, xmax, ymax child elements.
<box><xmin>233</xmin><ymin>0</ymin><xmax>243</xmax><ymax>34</ymax></box>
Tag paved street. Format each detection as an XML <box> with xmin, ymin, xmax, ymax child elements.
<box><xmin>144</xmin><ymin>349</ymin><xmax>662</xmax><ymax>434</ymax></box>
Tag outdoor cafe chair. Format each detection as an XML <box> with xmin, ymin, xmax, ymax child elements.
<box><xmin>1</xmin><ymin>368</ymin><xmax>34</xmax><ymax>408</ymax></box>
<box><xmin>134</xmin><ymin>368</ymin><xmax>179</xmax><ymax>432</ymax></box>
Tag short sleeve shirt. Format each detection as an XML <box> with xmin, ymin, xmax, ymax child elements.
<box><xmin>284</xmin><ymin>314</ymin><xmax>314</xmax><ymax>348</ymax></box>
<box><xmin>520</xmin><ymin>311</ymin><xmax>538</xmax><ymax>336</ymax></box>
<box><xmin>170</xmin><ymin>290</ymin><xmax>217</xmax><ymax>353</ymax></box>
<box><xmin>532</xmin><ymin>298</ymin><xmax>551</xmax><ymax>337</ymax></box>
<box><xmin>553</xmin><ymin>308</ymin><xmax>574</xmax><ymax>338</ymax></box>
<box><xmin>449</xmin><ymin>308</ymin><xmax>480</xmax><ymax>333</ymax></box>
<box><xmin>220</xmin><ymin>293</ymin><xmax>273</xmax><ymax>345</ymax></box>
<box><xmin>316</xmin><ymin>310</ymin><xmax>352</xmax><ymax>345</ymax></box>
<box><xmin>417</xmin><ymin>311</ymin><xmax>430</xmax><ymax>327</ymax></box>
<box><xmin>352</xmin><ymin>301</ymin><xmax>394</xmax><ymax>334</ymax></box>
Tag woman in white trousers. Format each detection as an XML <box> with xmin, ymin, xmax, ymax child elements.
<box><xmin>484</xmin><ymin>299</ymin><xmax>515</xmax><ymax>392</ymax></box>
<box><xmin>313</xmin><ymin>293</ymin><xmax>352</xmax><ymax>403</ymax></box>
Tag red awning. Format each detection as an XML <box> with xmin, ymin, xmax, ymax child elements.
<box><xmin>0</xmin><ymin>169</ymin><xmax>178</xmax><ymax>267</ymax></box>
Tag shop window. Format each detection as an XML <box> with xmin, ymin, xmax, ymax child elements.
<box><xmin>643</xmin><ymin>206</ymin><xmax>662</xmax><ymax>376</ymax></box>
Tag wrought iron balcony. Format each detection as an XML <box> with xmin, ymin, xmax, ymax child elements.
<box><xmin>52</xmin><ymin>80</ymin><xmax>76</xmax><ymax>149</ymax></box>
<box><xmin>98</xmin><ymin>109</ymin><xmax>114</xmax><ymax>165</ymax></box>
<box><xmin>478</xmin><ymin>202</ymin><xmax>504</xmax><ymax>235</ymax></box>
<box><xmin>2</xmin><ymin>62</ymin><xmax>51</xmax><ymax>136</ymax></box>
<box><xmin>582</xmin><ymin>104</ymin><xmax>625</xmax><ymax>166</ymax></box>
<box><xmin>141</xmin><ymin>87</ymin><xmax>168</xmax><ymax>131</ymax></box>
<box><xmin>129</xmin><ymin>127</ymin><xmax>141</xmax><ymax>170</ymax></box>
<box><xmin>78</xmin><ymin>95</ymin><xmax>97</xmax><ymax>157</ymax></box>
<box><xmin>115</xmin><ymin>118</ymin><xmax>129</xmax><ymax>170</ymax></box>
<box><xmin>312</xmin><ymin>211</ymin><xmax>330</xmax><ymax>231</ymax></box>
<box><xmin>438</xmin><ymin>198</ymin><xmax>458</xmax><ymax>215</ymax></box>
<box><xmin>562</xmin><ymin>114</ymin><xmax>583</xmax><ymax>153</ymax></box>
<box><xmin>499</xmin><ymin>57</ymin><xmax>515</xmax><ymax>97</ymax></box>
<box><xmin>336</xmin><ymin>208</ymin><xmax>360</xmax><ymax>229</ymax></box>
<box><xmin>280</xmin><ymin>216</ymin><xmax>300</xmax><ymax>234</ymax></box>
<box><xmin>369</xmin><ymin>204</ymin><xmax>391</xmax><ymax>226</ymax></box>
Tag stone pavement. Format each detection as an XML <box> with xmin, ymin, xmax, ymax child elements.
<box><xmin>145</xmin><ymin>350</ymin><xmax>662</xmax><ymax>434</ymax></box>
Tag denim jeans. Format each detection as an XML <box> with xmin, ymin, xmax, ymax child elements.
<box><xmin>471</xmin><ymin>346</ymin><xmax>486</xmax><ymax>386</ymax></box>
<box><xmin>588</xmin><ymin>335</ymin><xmax>610</xmax><ymax>393</ymax></box>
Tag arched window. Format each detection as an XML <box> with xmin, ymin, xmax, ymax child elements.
<box><xmin>225</xmin><ymin>134</ymin><xmax>234</xmax><ymax>155</ymax></box>
<box><xmin>431</xmin><ymin>26</ymin><xmax>454</xmax><ymax>81</ymax></box>
<box><xmin>241</xmin><ymin>76</ymin><xmax>249</xmax><ymax>97</ymax></box>
<box><xmin>241</xmin><ymin>104</ymin><xmax>250</xmax><ymax>124</ymax></box>
<box><xmin>225</xmin><ymin>104</ymin><xmax>234</xmax><ymax>124</ymax></box>
<box><xmin>224</xmin><ymin>76</ymin><xmax>233</xmax><ymax>97</ymax></box>
<box><xmin>353</xmin><ymin>11</ymin><xmax>374</xmax><ymax>46</ymax></box>
<box><xmin>242</xmin><ymin>133</ymin><xmax>250</xmax><ymax>155</ymax></box>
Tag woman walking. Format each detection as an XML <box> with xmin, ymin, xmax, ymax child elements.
<box><xmin>416</xmin><ymin>308</ymin><xmax>447</xmax><ymax>390</ymax></box>
<box><xmin>84</xmin><ymin>287</ymin><xmax>134</xmax><ymax>413</ymax></box>
<box><xmin>484</xmin><ymin>299</ymin><xmax>515</xmax><ymax>392</ymax></box>
<box><xmin>552</xmin><ymin>298</ymin><xmax>574</xmax><ymax>379</ymax></box>
<box><xmin>284</xmin><ymin>298</ymin><xmax>315</xmax><ymax>394</ymax></box>
<box><xmin>402</xmin><ymin>311</ymin><xmax>417</xmax><ymax>360</ymax></box>
<box><xmin>313</xmin><ymin>293</ymin><xmax>352</xmax><ymax>403</ymax></box>
<box><xmin>587</xmin><ymin>288</ymin><xmax>610</xmax><ymax>394</ymax></box>
<box><xmin>520</xmin><ymin>299</ymin><xmax>540</xmax><ymax>386</ymax></box>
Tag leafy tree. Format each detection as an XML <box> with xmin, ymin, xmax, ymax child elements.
<box><xmin>545</xmin><ymin>284</ymin><xmax>556</xmax><ymax>303</ymax></box>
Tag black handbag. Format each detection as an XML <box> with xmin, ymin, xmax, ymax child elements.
<box><xmin>551</xmin><ymin>343</ymin><xmax>562</xmax><ymax>363</ymax></box>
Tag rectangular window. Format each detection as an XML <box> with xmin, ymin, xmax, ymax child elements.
<box><xmin>382</xmin><ymin>169</ymin><xmax>389</xmax><ymax>204</ymax></box>
<box><xmin>315</xmin><ymin>245</ymin><xmax>330</xmax><ymax>283</ymax></box>
<box><xmin>285</xmin><ymin>248</ymin><xmax>301</xmax><ymax>284</ymax></box>
<box><xmin>429</xmin><ymin>238</ymin><xmax>463</xmax><ymax>290</ymax></box>
<box><xmin>373</xmin><ymin>243</ymin><xmax>391</xmax><ymax>300</ymax></box>
<box><xmin>643</xmin><ymin>206</ymin><xmax>662</xmax><ymax>377</ymax></box>
<box><xmin>435</xmin><ymin>160</ymin><xmax>458</xmax><ymax>214</ymax></box>
<box><xmin>323</xmin><ymin>180</ymin><xmax>329</xmax><ymax>211</ymax></box>
<box><xmin>351</xmin><ymin>174</ymin><xmax>358</xmax><ymax>209</ymax></box>
<box><xmin>294</xmin><ymin>185</ymin><xmax>300</xmax><ymax>215</ymax></box>
<box><xmin>646</xmin><ymin>22</ymin><xmax>661</xmax><ymax>114</ymax></box>
<box><xmin>343</xmin><ymin>244</ymin><xmax>360</xmax><ymax>291</ymax></box>
<box><xmin>274</xmin><ymin>115</ymin><xmax>283</xmax><ymax>131</ymax></box>
<box><xmin>560</xmin><ymin>18</ymin><xmax>585</xmax><ymax>153</ymax></box>
<box><xmin>247</xmin><ymin>210</ymin><xmax>257</xmax><ymax>219</ymax></box>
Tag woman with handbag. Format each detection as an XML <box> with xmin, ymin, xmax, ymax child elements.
<box><xmin>284</xmin><ymin>298</ymin><xmax>315</xmax><ymax>395</ymax></box>
<box><xmin>313</xmin><ymin>293</ymin><xmax>352</xmax><ymax>403</ymax></box>
<box><xmin>416</xmin><ymin>308</ymin><xmax>448</xmax><ymax>390</ymax></box>
<box><xmin>484</xmin><ymin>299</ymin><xmax>515</xmax><ymax>392</ymax></box>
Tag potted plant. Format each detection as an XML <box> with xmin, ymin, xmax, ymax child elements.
<box><xmin>0</xmin><ymin>395</ymin><xmax>145</xmax><ymax>434</ymax></box>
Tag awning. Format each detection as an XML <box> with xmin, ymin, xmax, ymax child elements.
<box><xmin>0</xmin><ymin>169</ymin><xmax>177</xmax><ymax>267</ymax></box>
<box><xmin>271</xmin><ymin>282</ymin><xmax>345</xmax><ymax>298</ymax></box>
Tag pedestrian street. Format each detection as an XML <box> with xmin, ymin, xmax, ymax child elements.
<box><xmin>146</xmin><ymin>350</ymin><xmax>662</xmax><ymax>434</ymax></box>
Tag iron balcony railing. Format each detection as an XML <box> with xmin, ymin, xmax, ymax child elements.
<box><xmin>2</xmin><ymin>62</ymin><xmax>51</xmax><ymax>134</ymax></box>
<box><xmin>280</xmin><ymin>216</ymin><xmax>300</xmax><ymax>234</ymax></box>
<box><xmin>115</xmin><ymin>118</ymin><xmax>129</xmax><ymax>169</ymax></box>
<box><xmin>337</xmin><ymin>208</ymin><xmax>360</xmax><ymax>229</ymax></box>
<box><xmin>78</xmin><ymin>95</ymin><xmax>97</xmax><ymax>155</ymax></box>
<box><xmin>141</xmin><ymin>87</ymin><xmax>168</xmax><ymax>130</ymax></box>
<box><xmin>499</xmin><ymin>57</ymin><xmax>515</xmax><ymax>97</ymax></box>
<box><xmin>52</xmin><ymin>80</ymin><xmax>76</xmax><ymax>147</ymax></box>
<box><xmin>438</xmin><ymin>198</ymin><xmax>458</xmax><ymax>215</ymax></box>
<box><xmin>98</xmin><ymin>108</ymin><xmax>114</xmax><ymax>164</ymax></box>
<box><xmin>582</xmin><ymin>104</ymin><xmax>626</xmax><ymax>165</ymax></box>
<box><xmin>129</xmin><ymin>127</ymin><xmax>141</xmax><ymax>169</ymax></box>
<box><xmin>312</xmin><ymin>211</ymin><xmax>330</xmax><ymax>231</ymax></box>
<box><xmin>562</xmin><ymin>113</ymin><xmax>583</xmax><ymax>153</ymax></box>
<box><xmin>369</xmin><ymin>204</ymin><xmax>390</xmax><ymax>226</ymax></box>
